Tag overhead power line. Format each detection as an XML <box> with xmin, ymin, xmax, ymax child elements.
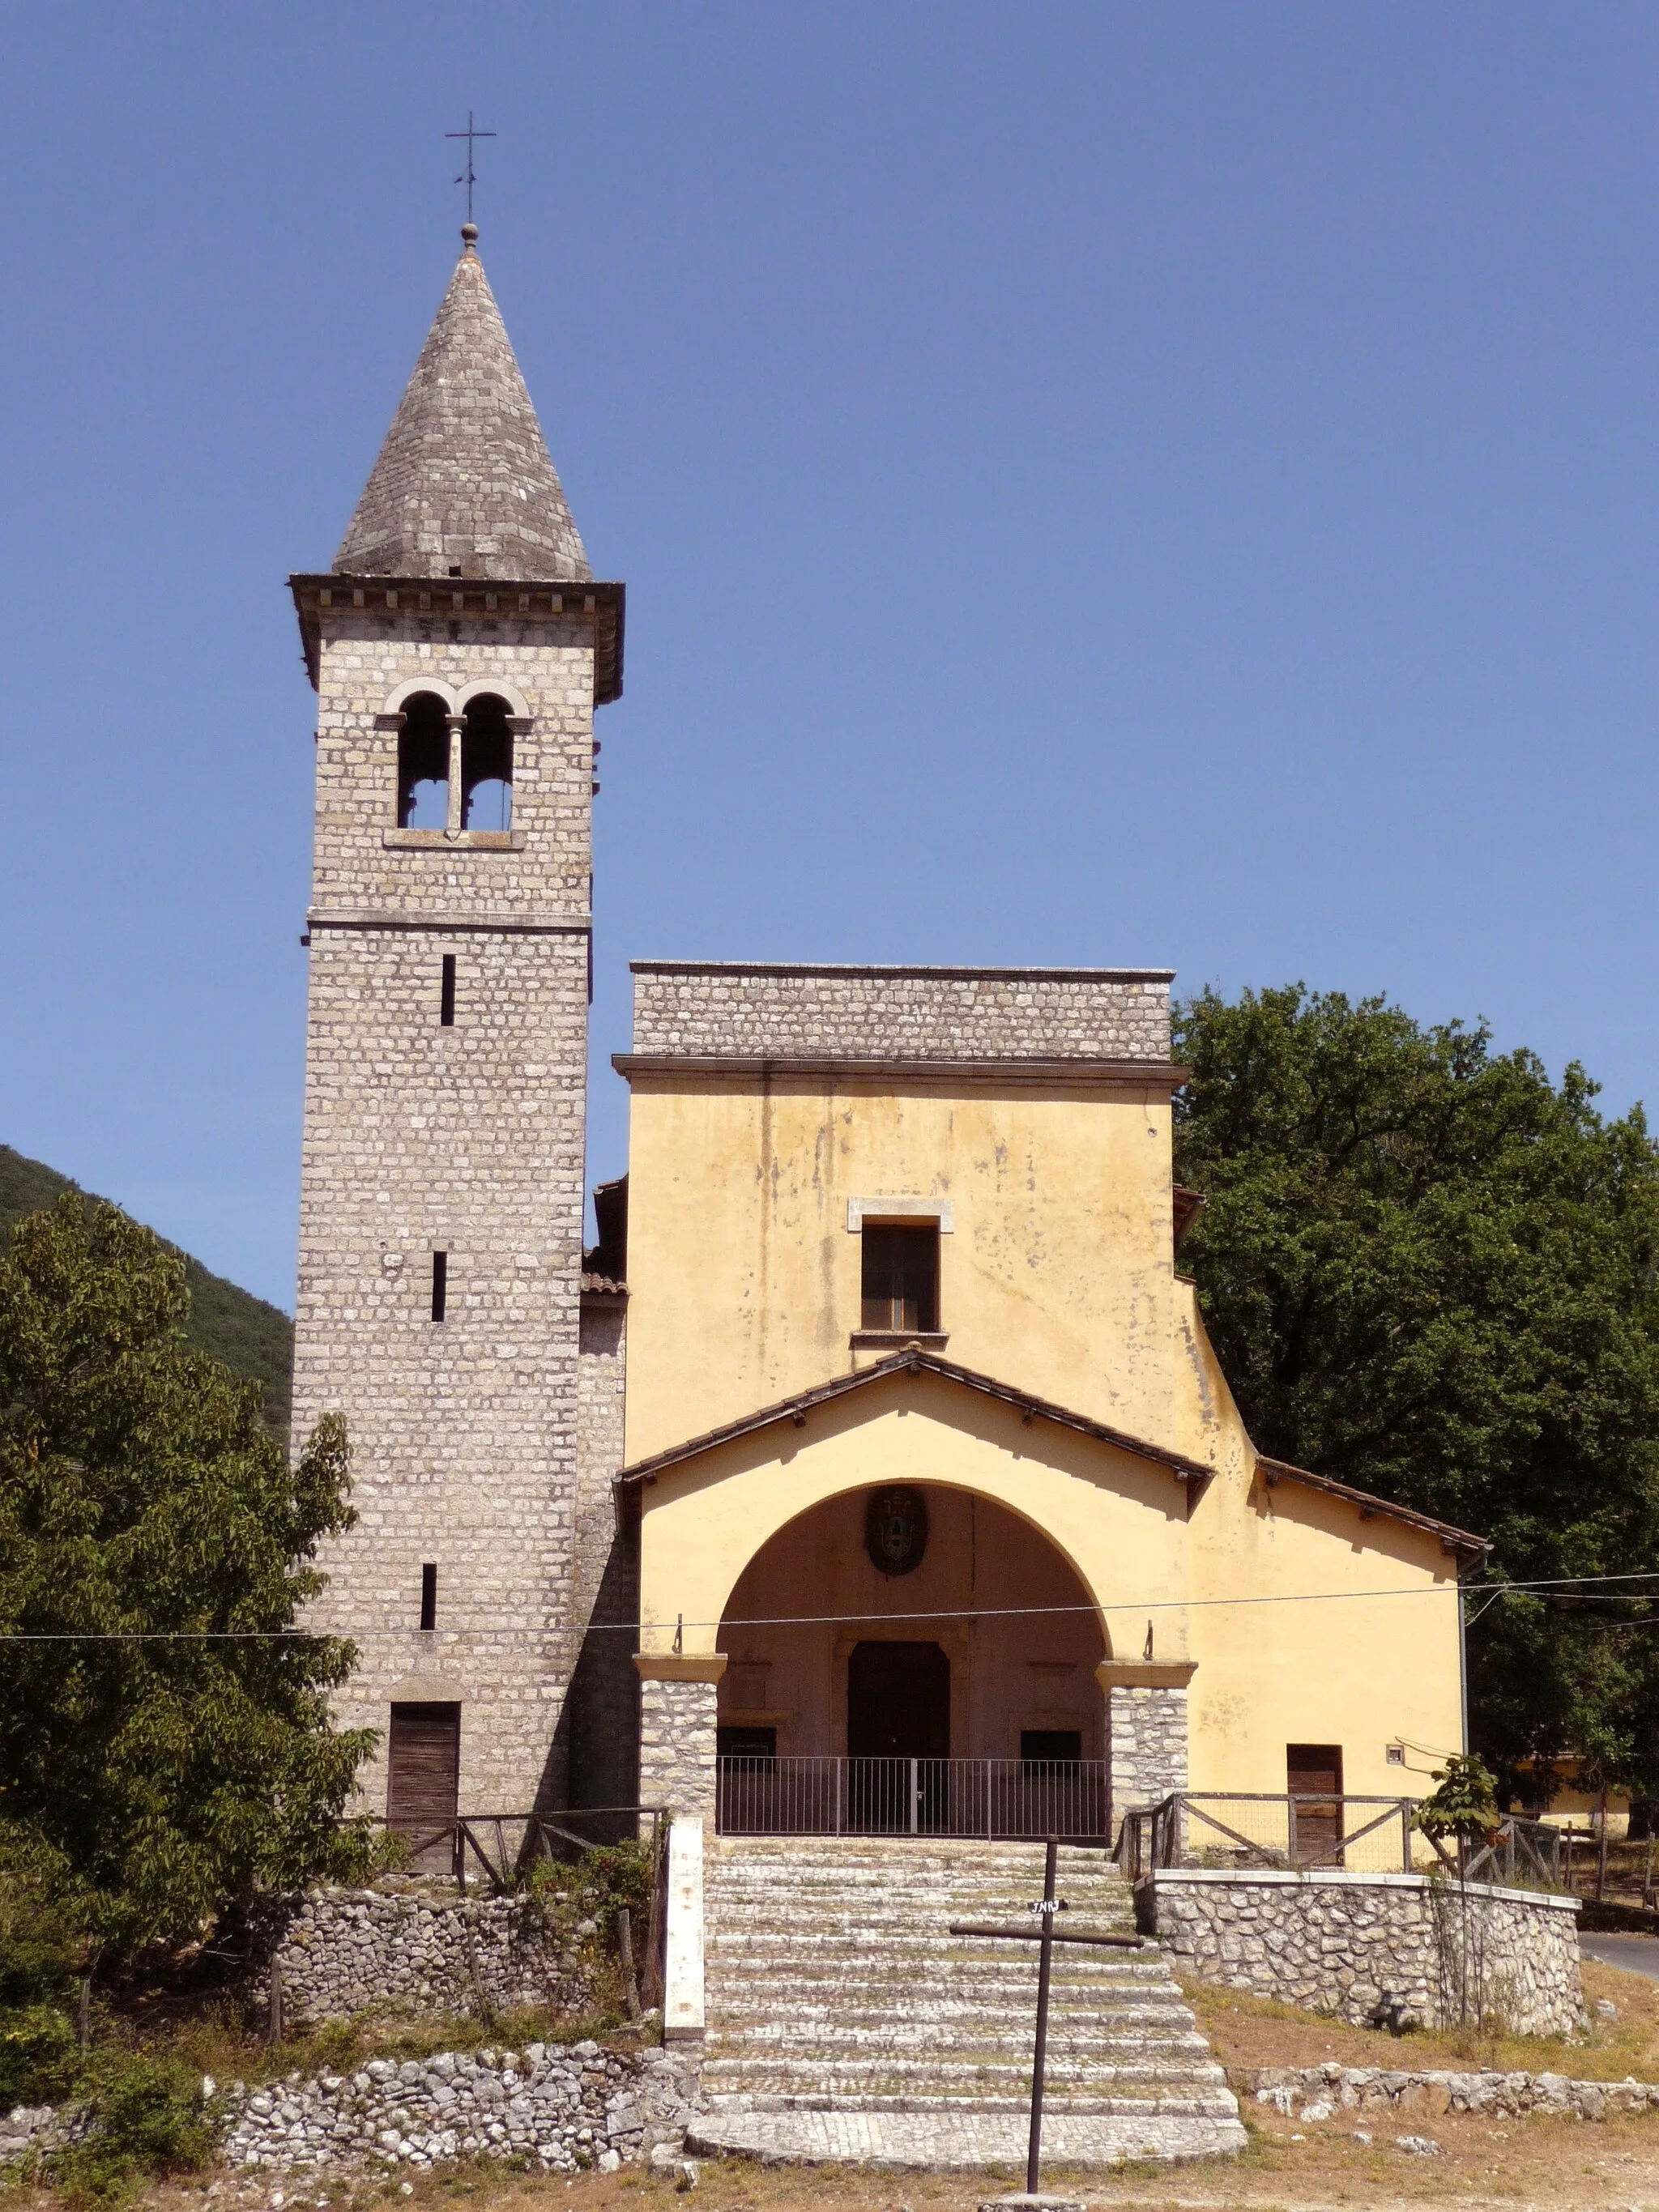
<box><xmin>6</xmin><ymin>1567</ymin><xmax>1659</xmax><ymax>1643</ymax></box>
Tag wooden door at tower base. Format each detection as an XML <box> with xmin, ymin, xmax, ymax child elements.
<box><xmin>388</xmin><ymin>1702</ymin><xmax>461</xmax><ymax>1870</ymax></box>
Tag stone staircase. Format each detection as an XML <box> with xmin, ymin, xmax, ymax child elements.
<box><xmin>684</xmin><ymin>1835</ymin><xmax>1245</xmax><ymax>2169</ymax></box>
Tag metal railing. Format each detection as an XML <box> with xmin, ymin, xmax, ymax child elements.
<box><xmin>715</xmin><ymin>1756</ymin><xmax>1109</xmax><ymax>1841</ymax></box>
<box><xmin>1112</xmin><ymin>1794</ymin><xmax>1563</xmax><ymax>1886</ymax></box>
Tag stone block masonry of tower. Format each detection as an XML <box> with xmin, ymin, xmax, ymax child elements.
<box><xmin>289</xmin><ymin>612</ymin><xmax>603</xmax><ymax>1815</ymax></box>
<box><xmin>288</xmin><ymin>231</ymin><xmax>628</xmax><ymax>1822</ymax></box>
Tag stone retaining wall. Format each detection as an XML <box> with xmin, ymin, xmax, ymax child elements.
<box><xmin>260</xmin><ymin>1887</ymin><xmax>599</xmax><ymax>2026</ymax></box>
<box><xmin>1236</xmin><ymin>2061</ymin><xmax>1658</xmax><ymax>2123</ymax></box>
<box><xmin>1139</xmin><ymin>1869</ymin><xmax>1580</xmax><ymax>2035</ymax></box>
<box><xmin>1</xmin><ymin>2040</ymin><xmax>701</xmax><ymax>2180</ymax></box>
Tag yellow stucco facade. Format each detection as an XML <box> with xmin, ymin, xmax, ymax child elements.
<box><xmin>614</xmin><ymin>965</ymin><xmax>1478</xmax><ymax>1822</ymax></box>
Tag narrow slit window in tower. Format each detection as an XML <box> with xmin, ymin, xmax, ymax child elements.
<box><xmin>396</xmin><ymin>692</ymin><xmax>450</xmax><ymax>828</ymax></box>
<box><xmin>430</xmin><ymin>1251</ymin><xmax>448</xmax><ymax>1322</ymax></box>
<box><xmin>440</xmin><ymin>955</ymin><xmax>456</xmax><ymax>1026</ymax></box>
<box><xmin>460</xmin><ymin>693</ymin><xmax>513</xmax><ymax>831</ymax></box>
<box><xmin>420</xmin><ymin>1562</ymin><xmax>437</xmax><ymax>1631</ymax></box>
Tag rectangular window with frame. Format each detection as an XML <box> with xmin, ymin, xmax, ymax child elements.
<box><xmin>439</xmin><ymin>955</ymin><xmax>456</xmax><ymax>1027</ymax></box>
<box><xmin>430</xmin><ymin>1251</ymin><xmax>448</xmax><ymax>1323</ymax></box>
<box><xmin>860</xmin><ymin>1221</ymin><xmax>940</xmax><ymax>1332</ymax></box>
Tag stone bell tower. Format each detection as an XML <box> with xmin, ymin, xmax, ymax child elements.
<box><xmin>288</xmin><ymin>225</ymin><xmax>624</xmax><ymax>1822</ymax></box>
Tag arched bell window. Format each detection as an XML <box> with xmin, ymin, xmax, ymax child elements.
<box><xmin>396</xmin><ymin>693</ymin><xmax>450</xmax><ymax>829</ymax></box>
<box><xmin>460</xmin><ymin>693</ymin><xmax>513</xmax><ymax>832</ymax></box>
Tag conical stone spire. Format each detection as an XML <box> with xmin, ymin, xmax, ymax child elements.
<box><xmin>335</xmin><ymin>228</ymin><xmax>591</xmax><ymax>582</ymax></box>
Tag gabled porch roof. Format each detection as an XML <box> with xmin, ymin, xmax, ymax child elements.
<box><xmin>613</xmin><ymin>1345</ymin><xmax>1486</xmax><ymax>1558</ymax></box>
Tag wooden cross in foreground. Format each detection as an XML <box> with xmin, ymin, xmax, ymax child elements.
<box><xmin>950</xmin><ymin>1837</ymin><xmax>1148</xmax><ymax>2199</ymax></box>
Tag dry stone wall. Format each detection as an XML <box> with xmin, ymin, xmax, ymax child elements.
<box><xmin>1141</xmin><ymin>1869</ymin><xmax>1580</xmax><ymax>2035</ymax></box>
<box><xmin>1239</xmin><ymin>2061</ymin><xmax>1659</xmax><ymax>2123</ymax></box>
<box><xmin>258</xmin><ymin>1887</ymin><xmax>599</xmax><ymax>2026</ymax></box>
<box><xmin>221</xmin><ymin>2041</ymin><xmax>698</xmax><ymax>2175</ymax></box>
<box><xmin>629</xmin><ymin>962</ymin><xmax>1173</xmax><ymax>1062</ymax></box>
<box><xmin>2</xmin><ymin>2043</ymin><xmax>701</xmax><ymax>2181</ymax></box>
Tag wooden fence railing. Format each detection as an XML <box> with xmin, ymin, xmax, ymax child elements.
<box><xmin>1113</xmin><ymin>1793</ymin><xmax>1562</xmax><ymax>1887</ymax></box>
<box><xmin>372</xmin><ymin>1807</ymin><xmax>672</xmax><ymax>2014</ymax></box>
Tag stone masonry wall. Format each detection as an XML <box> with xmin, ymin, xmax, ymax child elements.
<box><xmin>1141</xmin><ymin>1869</ymin><xmax>1580</xmax><ymax>2035</ymax></box>
<box><xmin>1107</xmin><ymin>1685</ymin><xmax>1189</xmax><ymax>1812</ymax></box>
<box><xmin>1</xmin><ymin>2042</ymin><xmax>702</xmax><ymax>2181</ymax></box>
<box><xmin>1239</xmin><ymin>2061</ymin><xmax>1659</xmax><ymax>2125</ymax></box>
<box><xmin>220</xmin><ymin>2041</ymin><xmax>699</xmax><ymax>2176</ymax></box>
<box><xmin>294</xmin><ymin>612</ymin><xmax>600</xmax><ymax>1813</ymax></box>
<box><xmin>638</xmin><ymin>1678</ymin><xmax>719</xmax><ymax>1822</ymax></box>
<box><xmin>258</xmin><ymin>1887</ymin><xmax>599</xmax><ymax>2027</ymax></box>
<box><xmin>565</xmin><ymin>1299</ymin><xmax>639</xmax><ymax>1818</ymax></box>
<box><xmin>629</xmin><ymin>962</ymin><xmax>1173</xmax><ymax>1062</ymax></box>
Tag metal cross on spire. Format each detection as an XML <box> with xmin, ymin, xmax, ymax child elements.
<box><xmin>446</xmin><ymin>111</ymin><xmax>497</xmax><ymax>225</ymax></box>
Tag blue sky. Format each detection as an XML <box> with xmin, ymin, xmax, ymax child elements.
<box><xmin>2</xmin><ymin>4</ymin><xmax>1657</xmax><ymax>1311</ymax></box>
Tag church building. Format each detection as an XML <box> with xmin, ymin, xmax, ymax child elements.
<box><xmin>288</xmin><ymin>231</ymin><xmax>1481</xmax><ymax>1853</ymax></box>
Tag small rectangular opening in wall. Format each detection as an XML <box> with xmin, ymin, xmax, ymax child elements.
<box><xmin>1020</xmin><ymin>1728</ymin><xmax>1083</xmax><ymax>1773</ymax></box>
<box><xmin>860</xmin><ymin>1222</ymin><xmax>940</xmax><ymax>1332</ymax></box>
<box><xmin>717</xmin><ymin>1725</ymin><xmax>777</xmax><ymax>1766</ymax></box>
<box><xmin>440</xmin><ymin>956</ymin><xmax>456</xmax><ymax>1027</ymax></box>
<box><xmin>430</xmin><ymin>1251</ymin><xmax>448</xmax><ymax>1322</ymax></box>
<box><xmin>420</xmin><ymin>1562</ymin><xmax>437</xmax><ymax>1631</ymax></box>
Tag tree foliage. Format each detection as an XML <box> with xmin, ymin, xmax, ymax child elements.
<box><xmin>1173</xmin><ymin>984</ymin><xmax>1659</xmax><ymax>1802</ymax></box>
<box><xmin>1413</xmin><ymin>1754</ymin><xmax>1501</xmax><ymax>1843</ymax></box>
<box><xmin>0</xmin><ymin>1197</ymin><xmax>374</xmax><ymax>1959</ymax></box>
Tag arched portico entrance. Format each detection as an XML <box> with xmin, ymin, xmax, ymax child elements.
<box><xmin>627</xmin><ymin>1355</ymin><xmax>1201</xmax><ymax>1831</ymax></box>
<box><xmin>713</xmin><ymin>1485</ymin><xmax>1112</xmax><ymax>1839</ymax></box>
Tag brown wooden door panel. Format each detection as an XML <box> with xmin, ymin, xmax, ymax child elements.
<box><xmin>388</xmin><ymin>1702</ymin><xmax>460</xmax><ymax>1867</ymax></box>
<box><xmin>1287</xmin><ymin>1742</ymin><xmax>1343</xmax><ymax>1864</ymax></box>
<box><xmin>847</xmin><ymin>1640</ymin><xmax>950</xmax><ymax>1759</ymax></box>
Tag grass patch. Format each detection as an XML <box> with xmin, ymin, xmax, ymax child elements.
<box><xmin>1183</xmin><ymin>1952</ymin><xmax>1659</xmax><ymax>2082</ymax></box>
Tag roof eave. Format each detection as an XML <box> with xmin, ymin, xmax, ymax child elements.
<box><xmin>1253</xmin><ymin>1454</ymin><xmax>1489</xmax><ymax>1561</ymax></box>
<box><xmin>288</xmin><ymin>574</ymin><xmax>625</xmax><ymax>703</ymax></box>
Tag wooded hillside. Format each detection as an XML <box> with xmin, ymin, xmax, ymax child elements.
<box><xmin>0</xmin><ymin>1145</ymin><xmax>292</xmax><ymax>1429</ymax></box>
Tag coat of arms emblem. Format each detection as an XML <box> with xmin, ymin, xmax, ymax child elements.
<box><xmin>864</xmin><ymin>1485</ymin><xmax>929</xmax><ymax>1577</ymax></box>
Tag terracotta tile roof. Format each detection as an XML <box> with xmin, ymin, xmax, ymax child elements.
<box><xmin>1252</xmin><ymin>1454</ymin><xmax>1487</xmax><ymax>1558</ymax></box>
<box><xmin>614</xmin><ymin>1345</ymin><xmax>1488</xmax><ymax>1558</ymax></box>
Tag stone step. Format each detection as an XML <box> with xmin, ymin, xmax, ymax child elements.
<box><xmin>706</xmin><ymin>1941</ymin><xmax>1161</xmax><ymax>1975</ymax></box>
<box><xmin>710</xmin><ymin>1993</ymin><xmax>1196</xmax><ymax>2024</ymax></box>
<box><xmin>706</xmin><ymin>1877</ymin><xmax>1130</xmax><ymax>1892</ymax></box>
<box><xmin>684</xmin><ymin>2109</ymin><xmax>1250</xmax><ymax>2168</ymax></box>
<box><xmin>700</xmin><ymin>2058</ymin><xmax>1230</xmax><ymax>2095</ymax></box>
<box><xmin>706</xmin><ymin>2033</ymin><xmax>1220</xmax><ymax>2067</ymax></box>
<box><xmin>695</xmin><ymin>1835</ymin><xmax>1239</xmax><ymax>2168</ymax></box>
<box><xmin>708</xmin><ymin>2011</ymin><xmax>1211</xmax><ymax>2042</ymax></box>
<box><xmin>698</xmin><ymin>2088</ymin><xmax>1242</xmax><ymax>2118</ymax></box>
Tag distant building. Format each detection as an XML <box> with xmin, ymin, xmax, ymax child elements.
<box><xmin>290</xmin><ymin>232</ymin><xmax>1479</xmax><ymax>1850</ymax></box>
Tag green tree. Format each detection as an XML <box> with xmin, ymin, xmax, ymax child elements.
<box><xmin>0</xmin><ymin>1196</ymin><xmax>374</xmax><ymax>1960</ymax></box>
<box><xmin>1172</xmin><ymin>984</ymin><xmax>1659</xmax><ymax>1804</ymax></box>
